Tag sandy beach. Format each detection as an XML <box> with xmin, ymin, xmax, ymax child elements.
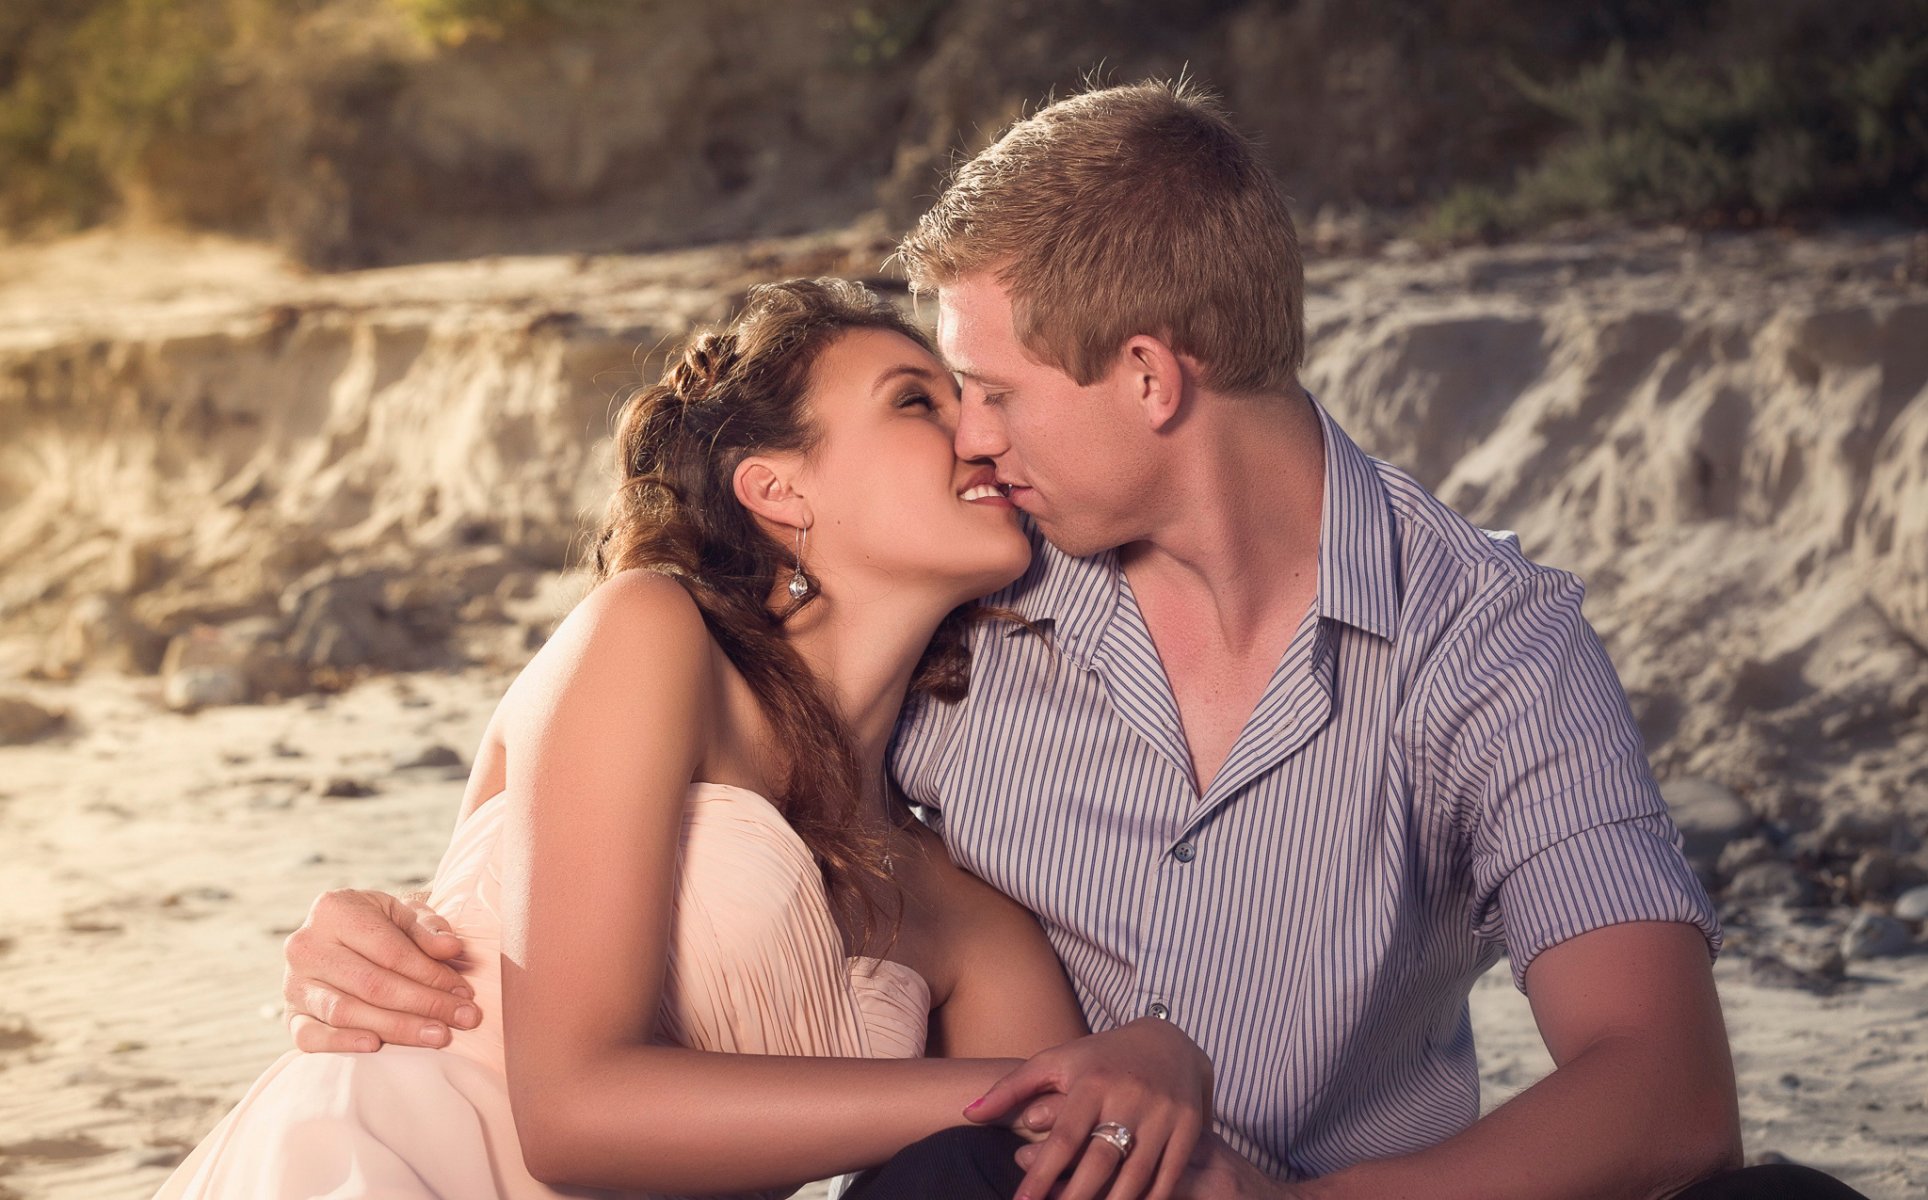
<box><xmin>0</xmin><ymin>663</ymin><xmax>1921</xmax><ymax>1199</ymax></box>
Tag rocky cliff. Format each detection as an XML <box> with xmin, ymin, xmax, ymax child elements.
<box><xmin>2</xmin><ymin>225</ymin><xmax>1925</xmax><ymax>922</ymax></box>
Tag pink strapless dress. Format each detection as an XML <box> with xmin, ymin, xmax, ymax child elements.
<box><xmin>154</xmin><ymin>783</ymin><xmax>930</xmax><ymax>1199</ymax></box>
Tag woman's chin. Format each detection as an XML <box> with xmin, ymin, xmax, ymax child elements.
<box><xmin>959</xmin><ymin>542</ymin><xmax>1034</xmax><ymax>601</ymax></box>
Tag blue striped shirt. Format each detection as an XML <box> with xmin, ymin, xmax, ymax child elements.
<box><xmin>888</xmin><ymin>402</ymin><xmax>1720</xmax><ymax>1179</ymax></box>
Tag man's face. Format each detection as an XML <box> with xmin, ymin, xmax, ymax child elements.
<box><xmin>935</xmin><ymin>273</ymin><xmax>1155</xmax><ymax>558</ymax></box>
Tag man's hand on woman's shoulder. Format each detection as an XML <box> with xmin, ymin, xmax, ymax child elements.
<box><xmin>281</xmin><ymin>887</ymin><xmax>480</xmax><ymax>1053</ymax></box>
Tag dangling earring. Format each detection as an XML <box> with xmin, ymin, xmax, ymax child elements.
<box><xmin>787</xmin><ymin>525</ymin><xmax>812</xmax><ymax>601</ymax></box>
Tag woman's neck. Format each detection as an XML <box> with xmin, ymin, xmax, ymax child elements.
<box><xmin>775</xmin><ymin>579</ymin><xmax>954</xmax><ymax>798</ymax></box>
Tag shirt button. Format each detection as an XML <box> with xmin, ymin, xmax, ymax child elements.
<box><xmin>1147</xmin><ymin>1001</ymin><xmax>1170</xmax><ymax>1019</ymax></box>
<box><xmin>1173</xmin><ymin>841</ymin><xmax>1196</xmax><ymax>863</ymax></box>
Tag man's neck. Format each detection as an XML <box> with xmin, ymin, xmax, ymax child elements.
<box><xmin>1119</xmin><ymin>384</ymin><xmax>1326</xmax><ymax>653</ymax></box>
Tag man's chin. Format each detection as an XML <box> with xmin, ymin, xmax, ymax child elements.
<box><xmin>1028</xmin><ymin>516</ymin><xmax>1123</xmax><ymax>562</ymax></box>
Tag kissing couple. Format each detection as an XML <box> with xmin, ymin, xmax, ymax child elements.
<box><xmin>156</xmin><ymin>80</ymin><xmax>1863</xmax><ymax>1200</ymax></box>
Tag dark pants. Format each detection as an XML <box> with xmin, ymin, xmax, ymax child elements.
<box><xmin>844</xmin><ymin>1127</ymin><xmax>1870</xmax><ymax>1200</ymax></box>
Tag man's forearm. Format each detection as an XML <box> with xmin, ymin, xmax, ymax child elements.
<box><xmin>1296</xmin><ymin>1033</ymin><xmax>1741</xmax><ymax>1200</ymax></box>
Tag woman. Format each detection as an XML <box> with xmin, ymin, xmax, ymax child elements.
<box><xmin>155</xmin><ymin>279</ymin><xmax>1209</xmax><ymax>1199</ymax></box>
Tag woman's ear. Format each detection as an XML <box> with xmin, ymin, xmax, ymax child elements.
<box><xmin>733</xmin><ymin>454</ymin><xmax>811</xmax><ymax>533</ymax></box>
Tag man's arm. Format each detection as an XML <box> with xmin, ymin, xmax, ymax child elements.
<box><xmin>1029</xmin><ymin>921</ymin><xmax>1738</xmax><ymax>1200</ymax></box>
<box><xmin>1286</xmin><ymin>920</ymin><xmax>1740</xmax><ymax>1200</ymax></box>
<box><xmin>1171</xmin><ymin>564</ymin><xmax>1739</xmax><ymax>1199</ymax></box>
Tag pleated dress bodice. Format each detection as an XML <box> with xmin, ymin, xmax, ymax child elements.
<box><xmin>155</xmin><ymin>782</ymin><xmax>929</xmax><ymax>1200</ymax></box>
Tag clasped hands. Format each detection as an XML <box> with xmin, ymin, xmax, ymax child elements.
<box><xmin>279</xmin><ymin>889</ymin><xmax>1286</xmax><ymax>1199</ymax></box>
<box><xmin>964</xmin><ymin>1019</ymin><xmax>1287</xmax><ymax>1200</ymax></box>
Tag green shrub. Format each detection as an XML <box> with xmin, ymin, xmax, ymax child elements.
<box><xmin>1423</xmin><ymin>25</ymin><xmax>1928</xmax><ymax>241</ymax></box>
<box><xmin>393</xmin><ymin>0</ymin><xmax>627</xmax><ymax>44</ymax></box>
<box><xmin>0</xmin><ymin>0</ymin><xmax>249</xmax><ymax>230</ymax></box>
<box><xmin>842</xmin><ymin>0</ymin><xmax>948</xmax><ymax>68</ymax></box>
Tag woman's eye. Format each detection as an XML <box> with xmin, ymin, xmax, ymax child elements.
<box><xmin>897</xmin><ymin>391</ymin><xmax>935</xmax><ymax>410</ymax></box>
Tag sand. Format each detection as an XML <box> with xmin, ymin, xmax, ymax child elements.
<box><xmin>0</xmin><ymin>668</ymin><xmax>1920</xmax><ymax>1199</ymax></box>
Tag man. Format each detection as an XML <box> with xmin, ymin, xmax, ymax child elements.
<box><xmin>280</xmin><ymin>81</ymin><xmax>1862</xmax><ymax>1199</ymax></box>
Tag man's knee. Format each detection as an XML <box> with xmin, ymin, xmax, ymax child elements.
<box><xmin>1674</xmin><ymin>1163</ymin><xmax>1870</xmax><ymax>1199</ymax></box>
<box><xmin>843</xmin><ymin>1126</ymin><xmax>1027</xmax><ymax>1200</ymax></box>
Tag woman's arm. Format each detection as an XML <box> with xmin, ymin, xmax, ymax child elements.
<box><xmin>924</xmin><ymin>860</ymin><xmax>1089</xmax><ymax>1060</ymax></box>
<box><xmin>498</xmin><ymin>571</ymin><xmax>1016</xmax><ymax>1193</ymax></box>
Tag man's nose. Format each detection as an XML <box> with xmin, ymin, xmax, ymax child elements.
<box><xmin>954</xmin><ymin>392</ymin><xmax>1008</xmax><ymax>461</ymax></box>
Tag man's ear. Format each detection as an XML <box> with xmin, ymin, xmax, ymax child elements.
<box><xmin>733</xmin><ymin>455</ymin><xmax>812</xmax><ymax>532</ymax></box>
<box><xmin>1122</xmin><ymin>335</ymin><xmax>1187</xmax><ymax>433</ymax></box>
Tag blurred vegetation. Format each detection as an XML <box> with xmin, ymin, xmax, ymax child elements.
<box><xmin>394</xmin><ymin>0</ymin><xmax>625</xmax><ymax>45</ymax></box>
<box><xmin>0</xmin><ymin>0</ymin><xmax>291</xmax><ymax>231</ymax></box>
<box><xmin>1422</xmin><ymin>10</ymin><xmax>1928</xmax><ymax>241</ymax></box>
<box><xmin>841</xmin><ymin>0</ymin><xmax>948</xmax><ymax>67</ymax></box>
<box><xmin>2</xmin><ymin>0</ymin><xmax>1924</xmax><ymax>246</ymax></box>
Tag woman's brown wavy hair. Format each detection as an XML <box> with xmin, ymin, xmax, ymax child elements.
<box><xmin>592</xmin><ymin>277</ymin><xmax>981</xmax><ymax>932</ymax></box>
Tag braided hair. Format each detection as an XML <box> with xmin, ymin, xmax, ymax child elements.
<box><xmin>593</xmin><ymin>278</ymin><xmax>980</xmax><ymax>931</ymax></box>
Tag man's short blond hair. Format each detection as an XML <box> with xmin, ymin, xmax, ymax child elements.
<box><xmin>898</xmin><ymin>78</ymin><xmax>1304</xmax><ymax>396</ymax></box>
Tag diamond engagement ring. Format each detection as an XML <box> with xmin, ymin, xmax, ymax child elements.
<box><xmin>1089</xmin><ymin>1121</ymin><xmax>1135</xmax><ymax>1156</ymax></box>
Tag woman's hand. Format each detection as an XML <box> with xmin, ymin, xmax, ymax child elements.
<box><xmin>962</xmin><ymin>1017</ymin><xmax>1214</xmax><ymax>1200</ymax></box>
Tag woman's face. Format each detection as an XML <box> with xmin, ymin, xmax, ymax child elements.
<box><xmin>791</xmin><ymin>328</ymin><xmax>1032</xmax><ymax>605</ymax></box>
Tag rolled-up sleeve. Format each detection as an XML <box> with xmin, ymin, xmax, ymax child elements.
<box><xmin>1420</xmin><ymin>565</ymin><xmax>1721</xmax><ymax>992</ymax></box>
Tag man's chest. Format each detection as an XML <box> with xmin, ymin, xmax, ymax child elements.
<box><xmin>1129</xmin><ymin>576</ymin><xmax>1322</xmax><ymax>797</ymax></box>
<box><xmin>905</xmin><ymin>631</ymin><xmax>1478</xmax><ymax>1009</ymax></box>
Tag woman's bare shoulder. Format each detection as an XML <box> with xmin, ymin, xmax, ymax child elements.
<box><xmin>526</xmin><ymin>571</ymin><xmax>711</xmax><ymax>677</ymax></box>
<box><xmin>461</xmin><ymin>572</ymin><xmax>713</xmax><ymax>819</ymax></box>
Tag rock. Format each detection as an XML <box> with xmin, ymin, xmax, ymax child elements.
<box><xmin>1717</xmin><ymin>835</ymin><xmax>1775</xmax><ymax>880</ymax></box>
<box><xmin>107</xmin><ymin>538</ymin><xmax>166</xmax><ymax>595</ymax></box>
<box><xmin>1850</xmin><ymin>849</ymin><xmax>1897</xmax><ymax>903</ymax></box>
<box><xmin>1817</xmin><ymin>808</ymin><xmax>1898</xmax><ymax>858</ymax></box>
<box><xmin>220</xmin><ymin>616</ymin><xmax>308</xmax><ymax>699</ymax></box>
<box><xmin>1662</xmin><ymin>778</ymin><xmax>1755</xmax><ymax>865</ymax></box>
<box><xmin>392</xmin><ymin>743</ymin><xmax>464</xmax><ymax>771</ymax></box>
<box><xmin>459</xmin><ymin>594</ymin><xmax>506</xmax><ymax>624</ymax></box>
<box><xmin>0</xmin><ymin>695</ymin><xmax>65</xmax><ymax>745</ymax></box>
<box><xmin>495</xmin><ymin>571</ymin><xmax>540</xmax><ymax>603</ymax></box>
<box><xmin>162</xmin><ymin>664</ymin><xmax>248</xmax><ymax>712</ymax></box>
<box><xmin>136</xmin><ymin>1148</ymin><xmax>188</xmax><ymax>1170</ymax></box>
<box><xmin>159</xmin><ymin>619</ymin><xmax>307</xmax><ymax>708</ymax></box>
<box><xmin>316</xmin><ymin>776</ymin><xmax>377</xmax><ymax>800</ymax></box>
<box><xmin>383</xmin><ymin>577</ymin><xmax>461</xmax><ymax>645</ymax></box>
<box><xmin>1841</xmin><ymin>911</ymin><xmax>1913</xmax><ymax>960</ymax></box>
<box><xmin>282</xmin><ymin>571</ymin><xmax>418</xmax><ymax>670</ymax></box>
<box><xmin>51</xmin><ymin>594</ymin><xmax>165</xmax><ymax>675</ymax></box>
<box><xmin>0</xmin><ymin>1015</ymin><xmax>41</xmax><ymax>1050</ymax></box>
<box><xmin>1894</xmin><ymin>885</ymin><xmax>1928</xmax><ymax>923</ymax></box>
<box><xmin>1725</xmin><ymin>860</ymin><xmax>1814</xmax><ymax>907</ymax></box>
<box><xmin>1746</xmin><ymin>948</ymin><xmax>1845</xmax><ymax>994</ymax></box>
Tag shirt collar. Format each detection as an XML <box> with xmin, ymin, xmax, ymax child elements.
<box><xmin>998</xmin><ymin>397</ymin><xmax>1401</xmax><ymax>657</ymax></box>
<box><xmin>1000</xmin><ymin>530</ymin><xmax>1120</xmax><ymax>669</ymax></box>
<box><xmin>1310</xmin><ymin>399</ymin><xmax>1401</xmax><ymax>641</ymax></box>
